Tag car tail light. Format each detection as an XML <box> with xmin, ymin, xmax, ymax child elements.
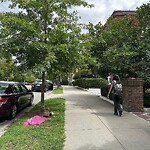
<box><xmin>0</xmin><ymin>97</ymin><xmax>8</xmax><ymax>106</ymax></box>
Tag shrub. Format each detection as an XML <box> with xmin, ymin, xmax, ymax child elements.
<box><xmin>101</xmin><ymin>86</ymin><xmax>109</xmax><ymax>97</ymax></box>
<box><xmin>72</xmin><ymin>78</ymin><xmax>108</xmax><ymax>89</ymax></box>
<box><xmin>144</xmin><ymin>93</ymin><xmax>150</xmax><ymax>107</ymax></box>
<box><xmin>144</xmin><ymin>81</ymin><xmax>150</xmax><ymax>92</ymax></box>
<box><xmin>62</xmin><ymin>79</ymin><xmax>68</xmax><ymax>85</ymax></box>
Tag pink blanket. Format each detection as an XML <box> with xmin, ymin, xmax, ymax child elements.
<box><xmin>24</xmin><ymin>115</ymin><xmax>48</xmax><ymax>126</ymax></box>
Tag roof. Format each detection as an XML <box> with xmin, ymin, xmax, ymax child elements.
<box><xmin>112</xmin><ymin>10</ymin><xmax>136</xmax><ymax>17</ymax></box>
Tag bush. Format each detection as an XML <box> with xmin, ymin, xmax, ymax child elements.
<box><xmin>72</xmin><ymin>78</ymin><xmax>108</xmax><ymax>89</ymax></box>
<box><xmin>144</xmin><ymin>81</ymin><xmax>150</xmax><ymax>92</ymax></box>
<box><xmin>144</xmin><ymin>93</ymin><xmax>150</xmax><ymax>107</ymax></box>
<box><xmin>61</xmin><ymin>79</ymin><xmax>68</xmax><ymax>85</ymax></box>
<box><xmin>101</xmin><ymin>87</ymin><xmax>109</xmax><ymax>97</ymax></box>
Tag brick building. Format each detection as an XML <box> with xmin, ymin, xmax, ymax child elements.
<box><xmin>111</xmin><ymin>10</ymin><xmax>138</xmax><ymax>27</ymax></box>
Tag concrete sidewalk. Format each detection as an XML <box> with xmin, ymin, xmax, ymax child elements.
<box><xmin>62</xmin><ymin>86</ymin><xmax>150</xmax><ymax>150</ymax></box>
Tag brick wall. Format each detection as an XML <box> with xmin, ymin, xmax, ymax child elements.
<box><xmin>111</xmin><ymin>11</ymin><xmax>138</xmax><ymax>27</ymax></box>
<box><xmin>122</xmin><ymin>78</ymin><xmax>144</xmax><ymax>112</ymax></box>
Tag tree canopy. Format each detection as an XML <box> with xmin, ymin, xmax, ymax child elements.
<box><xmin>86</xmin><ymin>2</ymin><xmax>150</xmax><ymax>83</ymax></box>
<box><xmin>0</xmin><ymin>0</ymin><xmax>92</xmax><ymax>70</ymax></box>
<box><xmin>0</xmin><ymin>0</ymin><xmax>93</xmax><ymax>110</ymax></box>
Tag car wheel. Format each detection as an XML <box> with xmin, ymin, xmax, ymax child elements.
<box><xmin>9</xmin><ymin>104</ymin><xmax>18</xmax><ymax>119</ymax></box>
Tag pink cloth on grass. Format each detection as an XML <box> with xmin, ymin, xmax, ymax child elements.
<box><xmin>24</xmin><ymin>115</ymin><xmax>48</xmax><ymax>126</ymax></box>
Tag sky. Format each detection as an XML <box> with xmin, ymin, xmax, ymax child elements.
<box><xmin>75</xmin><ymin>0</ymin><xmax>150</xmax><ymax>25</ymax></box>
<box><xmin>0</xmin><ymin>0</ymin><xmax>149</xmax><ymax>25</ymax></box>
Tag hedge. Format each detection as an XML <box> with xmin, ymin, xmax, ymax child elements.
<box><xmin>144</xmin><ymin>93</ymin><xmax>150</xmax><ymax>107</ymax></box>
<box><xmin>72</xmin><ymin>78</ymin><xmax>108</xmax><ymax>89</ymax></box>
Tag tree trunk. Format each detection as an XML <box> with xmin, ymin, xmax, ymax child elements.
<box><xmin>41</xmin><ymin>71</ymin><xmax>45</xmax><ymax>112</ymax></box>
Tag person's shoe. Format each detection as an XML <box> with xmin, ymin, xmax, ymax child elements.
<box><xmin>119</xmin><ymin>111</ymin><xmax>122</xmax><ymax>116</ymax></box>
<box><xmin>114</xmin><ymin>113</ymin><xmax>118</xmax><ymax>116</ymax></box>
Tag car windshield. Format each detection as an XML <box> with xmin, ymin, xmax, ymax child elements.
<box><xmin>0</xmin><ymin>83</ymin><xmax>13</xmax><ymax>94</ymax></box>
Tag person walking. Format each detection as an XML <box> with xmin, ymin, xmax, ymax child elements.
<box><xmin>107</xmin><ymin>74</ymin><xmax>123</xmax><ymax>116</ymax></box>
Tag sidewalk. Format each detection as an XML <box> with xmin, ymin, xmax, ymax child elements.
<box><xmin>62</xmin><ymin>86</ymin><xmax>150</xmax><ymax>150</ymax></box>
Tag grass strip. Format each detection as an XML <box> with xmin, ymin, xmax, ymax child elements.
<box><xmin>52</xmin><ymin>87</ymin><xmax>63</xmax><ymax>94</ymax></box>
<box><xmin>0</xmin><ymin>98</ymin><xmax>65</xmax><ymax>150</ymax></box>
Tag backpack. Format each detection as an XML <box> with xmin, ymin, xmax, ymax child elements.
<box><xmin>114</xmin><ymin>81</ymin><xmax>122</xmax><ymax>96</ymax></box>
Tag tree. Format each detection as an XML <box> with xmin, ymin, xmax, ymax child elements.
<box><xmin>100</xmin><ymin>16</ymin><xmax>139</xmax><ymax>77</ymax></box>
<box><xmin>86</xmin><ymin>17</ymin><xmax>139</xmax><ymax>78</ymax></box>
<box><xmin>0</xmin><ymin>0</ymin><xmax>93</xmax><ymax>111</ymax></box>
<box><xmin>87</xmin><ymin>22</ymin><xmax>106</xmax><ymax>58</ymax></box>
<box><xmin>0</xmin><ymin>58</ymin><xmax>16</xmax><ymax>80</ymax></box>
<box><xmin>98</xmin><ymin>3</ymin><xmax>150</xmax><ymax>84</ymax></box>
<box><xmin>135</xmin><ymin>2</ymin><xmax>150</xmax><ymax>83</ymax></box>
<box><xmin>86</xmin><ymin>22</ymin><xmax>107</xmax><ymax>77</ymax></box>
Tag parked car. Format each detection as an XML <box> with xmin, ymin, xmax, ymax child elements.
<box><xmin>31</xmin><ymin>79</ymin><xmax>53</xmax><ymax>92</ymax></box>
<box><xmin>46</xmin><ymin>80</ymin><xmax>53</xmax><ymax>90</ymax></box>
<box><xmin>0</xmin><ymin>81</ymin><xmax>34</xmax><ymax>119</ymax></box>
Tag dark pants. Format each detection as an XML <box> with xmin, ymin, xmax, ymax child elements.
<box><xmin>113</xmin><ymin>94</ymin><xmax>122</xmax><ymax>114</ymax></box>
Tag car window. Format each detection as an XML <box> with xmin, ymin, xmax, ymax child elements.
<box><xmin>14</xmin><ymin>85</ymin><xmax>20</xmax><ymax>93</ymax></box>
<box><xmin>4</xmin><ymin>84</ymin><xmax>14</xmax><ymax>94</ymax></box>
<box><xmin>20</xmin><ymin>84</ymin><xmax>28</xmax><ymax>93</ymax></box>
<box><xmin>0</xmin><ymin>83</ymin><xmax>8</xmax><ymax>93</ymax></box>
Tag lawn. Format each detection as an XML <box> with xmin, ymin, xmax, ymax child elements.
<box><xmin>0</xmin><ymin>98</ymin><xmax>65</xmax><ymax>150</ymax></box>
<box><xmin>52</xmin><ymin>86</ymin><xmax>63</xmax><ymax>94</ymax></box>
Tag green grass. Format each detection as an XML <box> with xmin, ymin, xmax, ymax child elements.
<box><xmin>52</xmin><ymin>87</ymin><xmax>63</xmax><ymax>94</ymax></box>
<box><xmin>0</xmin><ymin>98</ymin><xmax>65</xmax><ymax>150</ymax></box>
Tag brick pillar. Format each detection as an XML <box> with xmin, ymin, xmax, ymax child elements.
<box><xmin>122</xmin><ymin>78</ymin><xmax>144</xmax><ymax>112</ymax></box>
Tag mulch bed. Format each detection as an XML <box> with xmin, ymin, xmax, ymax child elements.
<box><xmin>133</xmin><ymin>112</ymin><xmax>150</xmax><ymax>122</ymax></box>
